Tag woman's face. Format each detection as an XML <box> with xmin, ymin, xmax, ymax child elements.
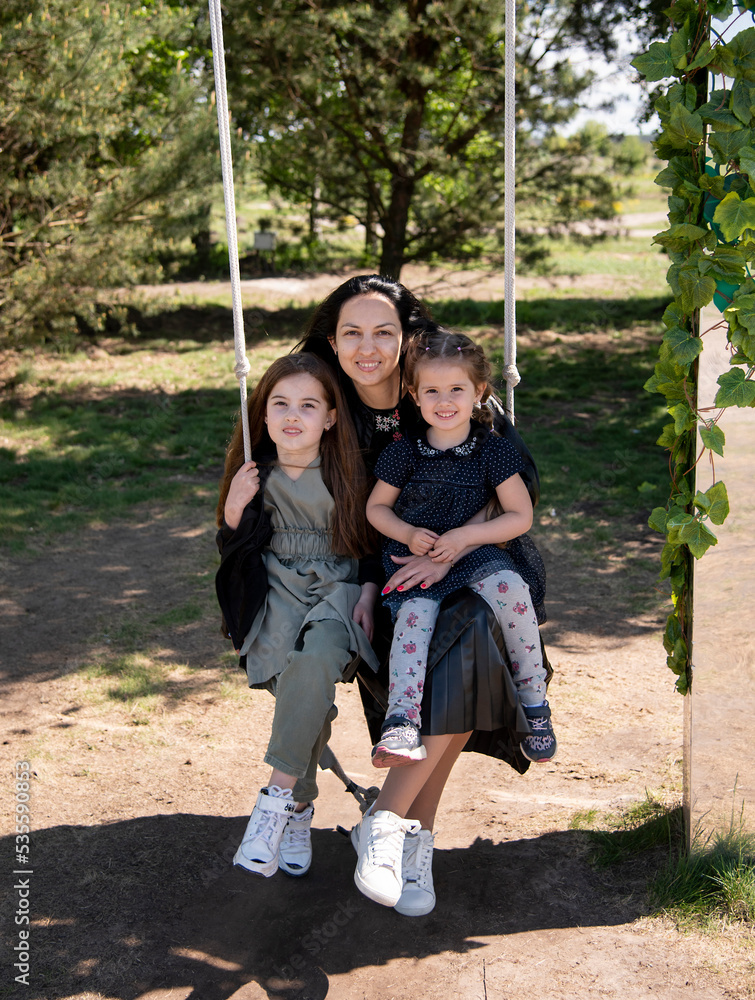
<box><xmin>331</xmin><ymin>294</ymin><xmax>403</xmax><ymax>394</ymax></box>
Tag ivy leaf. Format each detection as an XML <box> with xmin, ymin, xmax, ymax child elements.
<box><xmin>664</xmin><ymin>325</ymin><xmax>703</xmax><ymax>368</ymax></box>
<box><xmin>709</xmin><ymin>129</ymin><xmax>752</xmax><ymax>164</ymax></box>
<box><xmin>708</xmin><ymin>245</ymin><xmax>747</xmax><ymax>282</ymax></box>
<box><xmin>653</xmin><ymin>222</ymin><xmax>708</xmax><ymax>251</ymax></box>
<box><xmin>699</xmin><ymin>104</ymin><xmax>742</xmax><ymax>132</ymax></box>
<box><xmin>708</xmin><ymin>1</ymin><xmax>734</xmax><ymax>18</ymax></box>
<box><xmin>658</xmin><ymin>423</ymin><xmax>678</xmax><ymax>448</ymax></box>
<box><xmin>669</xmin><ymin>24</ymin><xmax>692</xmax><ymax>69</ymax></box>
<box><xmin>731</xmin><ymin>80</ymin><xmax>755</xmax><ymax>125</ymax></box>
<box><xmin>678</xmin><ymin>266</ymin><xmax>717</xmax><ymax>311</ymax></box>
<box><xmin>701</xmin><ymin>481</ymin><xmax>730</xmax><ymax>525</ymax></box>
<box><xmin>660</xmin><ymin>540</ymin><xmax>685</xmax><ymax>580</ymax></box>
<box><xmin>678</xmin><ymin>518</ymin><xmax>718</xmax><ymax>558</ymax></box>
<box><xmin>713</xmin><ymin>27</ymin><xmax>755</xmax><ymax>80</ymax></box>
<box><xmin>725</xmin><ymin>293</ymin><xmax>755</xmax><ymax>335</ymax></box>
<box><xmin>740</xmin><ymin>148</ymin><xmax>755</xmax><ymax>183</ymax></box>
<box><xmin>687</xmin><ymin>40</ymin><xmax>717</xmax><ymax>73</ymax></box>
<box><xmin>713</xmin><ymin>191</ymin><xmax>755</xmax><ymax>241</ymax></box>
<box><xmin>714</xmin><ymin>367</ymin><xmax>755</xmax><ymax>406</ymax></box>
<box><xmin>666</xmin><ymin>104</ymin><xmax>704</xmax><ymax>148</ymax></box>
<box><xmin>699</xmin><ymin>422</ymin><xmax>726</xmax><ymax>456</ymax></box>
<box><xmin>632</xmin><ymin>41</ymin><xmax>675</xmax><ymax>82</ymax></box>
<box><xmin>666</xmin><ymin>509</ymin><xmax>695</xmax><ymax>544</ymax></box>
<box><xmin>663</xmin><ymin>611</ymin><xmax>683</xmax><ymax>655</ymax></box>
<box><xmin>648</xmin><ymin>507</ymin><xmax>669</xmax><ymax>533</ymax></box>
<box><xmin>730</xmin><ymin>325</ymin><xmax>755</xmax><ymax>363</ymax></box>
<box><xmin>662</xmin><ymin>301</ymin><xmax>686</xmax><ymax>329</ymax></box>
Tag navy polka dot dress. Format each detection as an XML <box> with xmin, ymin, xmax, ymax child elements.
<box><xmin>374</xmin><ymin>423</ymin><xmax>526</xmax><ymax>618</ymax></box>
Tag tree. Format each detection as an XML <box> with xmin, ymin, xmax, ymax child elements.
<box><xmin>222</xmin><ymin>0</ymin><xmax>663</xmax><ymax>277</ymax></box>
<box><xmin>0</xmin><ymin>0</ymin><xmax>216</xmax><ymax>346</ymax></box>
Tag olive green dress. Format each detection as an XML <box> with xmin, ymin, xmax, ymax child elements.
<box><xmin>239</xmin><ymin>460</ymin><xmax>378</xmax><ymax>684</ymax></box>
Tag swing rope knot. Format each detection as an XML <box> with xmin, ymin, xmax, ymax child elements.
<box><xmin>502</xmin><ymin>363</ymin><xmax>521</xmax><ymax>388</ymax></box>
<box><xmin>234</xmin><ymin>356</ymin><xmax>251</xmax><ymax>380</ymax></box>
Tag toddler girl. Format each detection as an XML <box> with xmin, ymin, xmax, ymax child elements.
<box><xmin>366</xmin><ymin>328</ymin><xmax>556</xmax><ymax>768</ymax></box>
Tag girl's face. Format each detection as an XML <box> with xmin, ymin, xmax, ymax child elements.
<box><xmin>409</xmin><ymin>359</ymin><xmax>483</xmax><ymax>437</ymax></box>
<box><xmin>331</xmin><ymin>294</ymin><xmax>403</xmax><ymax>393</ymax></box>
<box><xmin>265</xmin><ymin>373</ymin><xmax>336</xmax><ymax>461</ymax></box>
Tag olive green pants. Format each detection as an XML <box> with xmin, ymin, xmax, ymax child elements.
<box><xmin>263</xmin><ymin>620</ymin><xmax>353</xmax><ymax>803</ymax></box>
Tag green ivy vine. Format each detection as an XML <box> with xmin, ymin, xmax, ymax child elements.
<box><xmin>631</xmin><ymin>0</ymin><xmax>755</xmax><ymax>694</ymax></box>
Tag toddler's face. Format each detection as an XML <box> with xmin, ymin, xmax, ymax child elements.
<box><xmin>409</xmin><ymin>360</ymin><xmax>482</xmax><ymax>437</ymax></box>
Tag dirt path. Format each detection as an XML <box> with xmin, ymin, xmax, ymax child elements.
<box><xmin>2</xmin><ymin>488</ymin><xmax>753</xmax><ymax>1000</ymax></box>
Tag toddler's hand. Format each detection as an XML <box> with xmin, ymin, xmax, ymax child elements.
<box><xmin>408</xmin><ymin>527</ymin><xmax>439</xmax><ymax>556</ymax></box>
<box><xmin>224</xmin><ymin>461</ymin><xmax>260</xmax><ymax>529</ymax></box>
<box><xmin>429</xmin><ymin>528</ymin><xmax>468</xmax><ymax>564</ymax></box>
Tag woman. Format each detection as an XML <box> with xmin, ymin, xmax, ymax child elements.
<box><xmin>294</xmin><ymin>275</ymin><xmax>550</xmax><ymax>915</ymax></box>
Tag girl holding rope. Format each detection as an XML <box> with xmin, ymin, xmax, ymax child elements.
<box><xmin>216</xmin><ymin>353</ymin><xmax>378</xmax><ymax>879</ymax></box>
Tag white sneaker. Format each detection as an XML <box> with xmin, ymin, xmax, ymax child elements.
<box><xmin>354</xmin><ymin>809</ymin><xmax>420</xmax><ymax>907</ymax></box>
<box><xmin>233</xmin><ymin>786</ymin><xmax>297</xmax><ymax>877</ymax></box>
<box><xmin>279</xmin><ymin>803</ymin><xmax>314</xmax><ymax>876</ymax></box>
<box><xmin>394</xmin><ymin>828</ymin><xmax>435</xmax><ymax>916</ymax></box>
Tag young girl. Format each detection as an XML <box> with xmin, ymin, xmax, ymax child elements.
<box><xmin>365</xmin><ymin>328</ymin><xmax>556</xmax><ymax>770</ymax></box>
<box><xmin>215</xmin><ymin>353</ymin><xmax>378</xmax><ymax>879</ymax></box>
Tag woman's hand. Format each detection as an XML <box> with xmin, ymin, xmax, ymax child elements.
<box><xmin>428</xmin><ymin>527</ymin><xmax>470</xmax><ymax>564</ymax></box>
<box><xmin>224</xmin><ymin>461</ymin><xmax>260</xmax><ymax>530</ymax></box>
<box><xmin>383</xmin><ymin>554</ymin><xmax>452</xmax><ymax>594</ymax></box>
<box><xmin>352</xmin><ymin>582</ymin><xmax>378</xmax><ymax>643</ymax></box>
<box><xmin>408</xmin><ymin>526</ymin><xmax>439</xmax><ymax>556</ymax></box>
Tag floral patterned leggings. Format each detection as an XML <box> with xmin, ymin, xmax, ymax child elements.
<box><xmin>387</xmin><ymin>569</ymin><xmax>546</xmax><ymax>727</ymax></box>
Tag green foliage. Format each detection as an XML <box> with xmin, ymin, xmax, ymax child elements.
<box><xmin>634</xmin><ymin>1</ymin><xmax>755</xmax><ymax>691</ymax></box>
<box><xmin>222</xmin><ymin>0</ymin><xmax>656</xmax><ymax>277</ymax></box>
<box><xmin>652</xmin><ymin>824</ymin><xmax>755</xmax><ymax>925</ymax></box>
<box><xmin>0</xmin><ymin>0</ymin><xmax>216</xmax><ymax>346</ymax></box>
<box><xmin>590</xmin><ymin>795</ymin><xmax>683</xmax><ymax>868</ymax></box>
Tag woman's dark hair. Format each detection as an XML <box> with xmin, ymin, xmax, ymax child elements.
<box><xmin>293</xmin><ymin>274</ymin><xmax>432</xmax><ymax>374</ymax></box>
<box><xmin>216</xmin><ymin>353</ymin><xmax>374</xmax><ymax>558</ymax></box>
<box><xmin>404</xmin><ymin>325</ymin><xmax>495</xmax><ymax>427</ymax></box>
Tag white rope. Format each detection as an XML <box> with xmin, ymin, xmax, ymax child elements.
<box><xmin>208</xmin><ymin>0</ymin><xmax>252</xmax><ymax>463</ymax></box>
<box><xmin>504</xmin><ymin>0</ymin><xmax>519</xmax><ymax>422</ymax></box>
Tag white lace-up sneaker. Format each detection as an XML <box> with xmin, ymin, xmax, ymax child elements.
<box><xmin>394</xmin><ymin>828</ymin><xmax>435</xmax><ymax>916</ymax></box>
<box><xmin>233</xmin><ymin>786</ymin><xmax>297</xmax><ymax>877</ymax></box>
<box><xmin>278</xmin><ymin>803</ymin><xmax>314</xmax><ymax>876</ymax></box>
<box><xmin>354</xmin><ymin>809</ymin><xmax>421</xmax><ymax>907</ymax></box>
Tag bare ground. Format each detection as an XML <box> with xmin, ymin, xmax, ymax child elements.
<box><xmin>2</xmin><ymin>267</ymin><xmax>754</xmax><ymax>999</ymax></box>
<box><xmin>2</xmin><ymin>491</ymin><xmax>754</xmax><ymax>1000</ymax></box>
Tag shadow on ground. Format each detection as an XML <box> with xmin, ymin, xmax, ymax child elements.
<box><xmin>0</xmin><ymin>815</ymin><xmax>655</xmax><ymax>1000</ymax></box>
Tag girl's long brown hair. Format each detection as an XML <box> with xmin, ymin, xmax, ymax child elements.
<box><xmin>216</xmin><ymin>354</ymin><xmax>373</xmax><ymax>559</ymax></box>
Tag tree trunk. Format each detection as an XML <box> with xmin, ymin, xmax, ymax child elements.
<box><xmin>379</xmin><ymin>176</ymin><xmax>414</xmax><ymax>278</ymax></box>
<box><xmin>364</xmin><ymin>196</ymin><xmax>378</xmax><ymax>256</ymax></box>
<box><xmin>309</xmin><ymin>177</ymin><xmax>321</xmax><ymax>240</ymax></box>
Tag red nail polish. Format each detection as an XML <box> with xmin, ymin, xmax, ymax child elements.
<box><xmin>397</xmin><ymin>586</ymin><xmax>404</xmax><ymax>592</ymax></box>
<box><xmin>420</xmin><ymin>583</ymin><xmax>427</xmax><ymax>588</ymax></box>
<box><xmin>381</xmin><ymin>586</ymin><xmax>390</xmax><ymax>595</ymax></box>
